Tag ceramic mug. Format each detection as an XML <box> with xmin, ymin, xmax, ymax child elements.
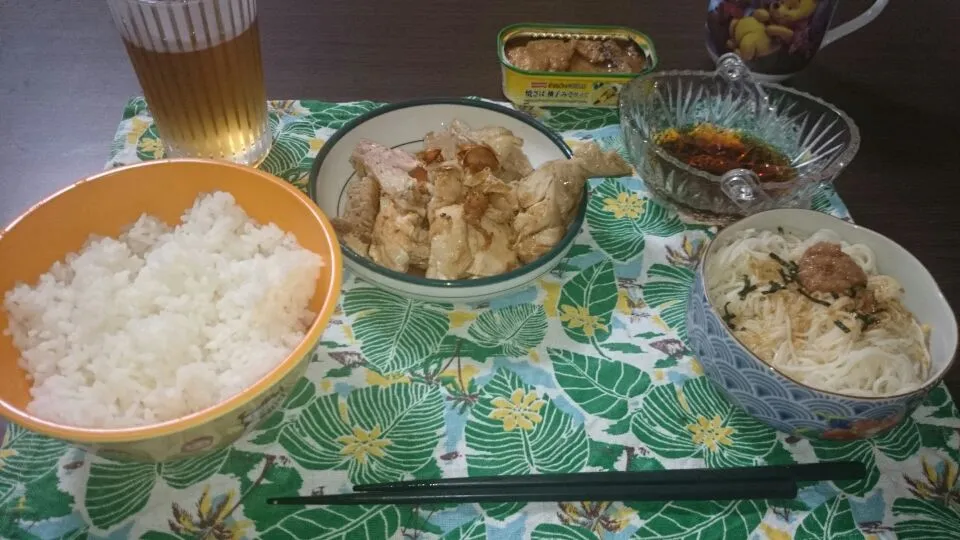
<box><xmin>706</xmin><ymin>0</ymin><xmax>889</xmax><ymax>80</ymax></box>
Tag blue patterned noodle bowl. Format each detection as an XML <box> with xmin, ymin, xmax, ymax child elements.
<box><xmin>688</xmin><ymin>269</ymin><xmax>927</xmax><ymax>440</ymax></box>
<box><xmin>686</xmin><ymin>207</ymin><xmax>955</xmax><ymax>441</ymax></box>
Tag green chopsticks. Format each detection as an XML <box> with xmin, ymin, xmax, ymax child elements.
<box><xmin>266</xmin><ymin>461</ymin><xmax>865</xmax><ymax>506</ymax></box>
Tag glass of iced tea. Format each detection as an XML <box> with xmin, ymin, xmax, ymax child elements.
<box><xmin>106</xmin><ymin>0</ymin><xmax>271</xmax><ymax>166</ymax></box>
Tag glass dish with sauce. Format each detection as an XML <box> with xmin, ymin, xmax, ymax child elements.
<box><xmin>620</xmin><ymin>54</ymin><xmax>860</xmax><ymax>225</ymax></box>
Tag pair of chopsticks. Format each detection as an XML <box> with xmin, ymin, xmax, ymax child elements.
<box><xmin>267</xmin><ymin>461</ymin><xmax>865</xmax><ymax>506</ymax></box>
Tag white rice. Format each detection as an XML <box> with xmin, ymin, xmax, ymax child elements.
<box><xmin>2</xmin><ymin>192</ymin><xmax>323</xmax><ymax>428</ymax></box>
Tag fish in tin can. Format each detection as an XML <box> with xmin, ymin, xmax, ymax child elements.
<box><xmin>498</xmin><ymin>23</ymin><xmax>658</xmax><ymax>108</ymax></box>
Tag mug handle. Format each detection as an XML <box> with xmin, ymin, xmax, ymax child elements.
<box><xmin>821</xmin><ymin>0</ymin><xmax>889</xmax><ymax>48</ymax></box>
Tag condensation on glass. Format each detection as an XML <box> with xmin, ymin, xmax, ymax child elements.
<box><xmin>107</xmin><ymin>0</ymin><xmax>271</xmax><ymax>165</ymax></box>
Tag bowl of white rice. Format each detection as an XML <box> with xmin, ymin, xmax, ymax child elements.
<box><xmin>0</xmin><ymin>159</ymin><xmax>342</xmax><ymax>462</ymax></box>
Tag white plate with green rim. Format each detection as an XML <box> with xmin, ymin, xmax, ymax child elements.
<box><xmin>308</xmin><ymin>98</ymin><xmax>575</xmax><ymax>304</ymax></box>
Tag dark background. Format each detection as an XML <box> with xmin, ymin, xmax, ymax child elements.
<box><xmin>1</xmin><ymin>0</ymin><xmax>958</xmax><ymax>392</ymax></box>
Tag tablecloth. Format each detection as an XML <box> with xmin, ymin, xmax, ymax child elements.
<box><xmin>0</xmin><ymin>98</ymin><xmax>958</xmax><ymax>539</ymax></box>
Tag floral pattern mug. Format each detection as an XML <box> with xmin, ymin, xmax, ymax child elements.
<box><xmin>706</xmin><ymin>0</ymin><xmax>889</xmax><ymax>79</ymax></box>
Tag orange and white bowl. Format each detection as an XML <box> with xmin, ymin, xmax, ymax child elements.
<box><xmin>0</xmin><ymin>160</ymin><xmax>342</xmax><ymax>462</ymax></box>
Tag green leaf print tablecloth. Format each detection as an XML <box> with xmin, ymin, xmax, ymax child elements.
<box><xmin>1</xmin><ymin>98</ymin><xmax>959</xmax><ymax>539</ymax></box>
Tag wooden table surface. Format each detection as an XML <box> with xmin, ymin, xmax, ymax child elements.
<box><xmin>2</xmin><ymin>0</ymin><xmax>959</xmax><ymax>391</ymax></box>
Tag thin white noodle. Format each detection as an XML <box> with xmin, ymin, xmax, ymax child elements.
<box><xmin>705</xmin><ymin>228</ymin><xmax>930</xmax><ymax>397</ymax></box>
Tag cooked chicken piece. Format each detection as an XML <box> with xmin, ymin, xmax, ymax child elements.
<box><xmin>467</xmin><ymin>126</ymin><xmax>534</xmax><ymax>182</ymax></box>
<box><xmin>463</xmin><ymin>171</ymin><xmax>519</xmax><ymax>277</ymax></box>
<box><xmin>425</xmin><ymin>169</ymin><xmax>521</xmax><ymax>278</ymax></box>
<box><xmin>417</xmin><ymin>148</ymin><xmax>443</xmax><ymax>165</ymax></box>
<box><xmin>423</xmin><ymin>121</ymin><xmax>534</xmax><ymax>183</ymax></box>
<box><xmin>514</xmin><ymin>189</ymin><xmax>566</xmax><ymax>264</ymax></box>
<box><xmin>335</xmin><ymin>223</ymin><xmax>371</xmax><ymax>257</ymax></box>
<box><xmin>487</xmin><ymin>185</ymin><xmax>519</xmax><ymax>224</ymax></box>
<box><xmin>426</xmin><ymin>161</ymin><xmax>465</xmax><ymax>224</ymax></box>
<box><xmin>506</xmin><ymin>39</ymin><xmax>576</xmax><ymax>72</ymax></box>
<box><xmin>514</xmin><ymin>160</ymin><xmax>581</xmax><ymax>263</ymax></box>
<box><xmin>570</xmin><ymin>141</ymin><xmax>632</xmax><ymax>177</ymax></box>
<box><xmin>330</xmin><ymin>175</ymin><xmax>380</xmax><ymax>255</ymax></box>
<box><xmin>427</xmin><ymin>205</ymin><xmax>519</xmax><ymax>280</ymax></box>
<box><xmin>458</xmin><ymin>144</ymin><xmax>500</xmax><ymax>174</ymax></box>
<box><xmin>369</xmin><ymin>197</ymin><xmax>430</xmax><ymax>272</ymax></box>
<box><xmin>351</xmin><ymin>140</ymin><xmax>423</xmax><ymax>200</ymax></box>
<box><xmin>426</xmin><ymin>205</ymin><xmax>474</xmax><ymax>280</ymax></box>
<box><xmin>516</xmin><ymin>160</ymin><xmax>586</xmax><ymax>224</ymax></box>
<box><xmin>423</xmin><ymin>120</ymin><xmax>474</xmax><ymax>162</ymax></box>
<box><xmin>513</xmin><ymin>142</ymin><xmax>631</xmax><ymax>263</ymax></box>
<box><xmin>462</xmin><ymin>189</ymin><xmax>490</xmax><ymax>227</ymax></box>
<box><xmin>463</xmin><ymin>170</ymin><xmax>519</xmax><ymax>223</ymax></box>
<box><xmin>514</xmin><ymin>226</ymin><xmax>566</xmax><ymax>265</ymax></box>
<box><xmin>467</xmin><ymin>216</ymin><xmax>518</xmax><ymax>277</ymax></box>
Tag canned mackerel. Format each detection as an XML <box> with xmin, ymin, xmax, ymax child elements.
<box><xmin>498</xmin><ymin>23</ymin><xmax>658</xmax><ymax>108</ymax></box>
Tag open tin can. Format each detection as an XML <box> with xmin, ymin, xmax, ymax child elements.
<box><xmin>498</xmin><ymin>23</ymin><xmax>658</xmax><ymax>108</ymax></box>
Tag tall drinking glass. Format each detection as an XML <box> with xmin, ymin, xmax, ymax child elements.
<box><xmin>106</xmin><ymin>0</ymin><xmax>271</xmax><ymax>165</ymax></box>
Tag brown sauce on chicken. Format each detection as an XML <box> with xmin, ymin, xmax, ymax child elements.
<box><xmin>505</xmin><ymin>37</ymin><xmax>646</xmax><ymax>74</ymax></box>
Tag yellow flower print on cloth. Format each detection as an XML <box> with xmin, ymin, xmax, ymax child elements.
<box><xmin>281</xmin><ymin>385</ymin><xmax>443</xmax><ymax>486</ymax></box>
<box><xmin>138</xmin><ymin>137</ymin><xmax>165</xmax><ymax>158</ymax></box>
<box><xmin>631</xmin><ymin>377</ymin><xmax>781</xmax><ymax>468</ymax></box>
<box><xmin>602</xmin><ymin>192</ymin><xmax>645</xmax><ymax>219</ymax></box>
<box><xmin>126</xmin><ymin>117</ymin><xmax>150</xmax><ymax>144</ymax></box>
<box><xmin>0</xmin><ymin>429</ymin><xmax>17</xmax><ymax>468</ymax></box>
<box><xmin>904</xmin><ymin>455</ymin><xmax>960</xmax><ymax>503</ymax></box>
<box><xmin>687</xmin><ymin>415</ymin><xmax>734</xmax><ymax>452</ymax></box>
<box><xmin>337</xmin><ymin>425</ymin><xmax>392</xmax><ymax>464</ymax></box>
<box><xmin>308</xmin><ymin>137</ymin><xmax>326</xmax><ymax>153</ymax></box>
<box><xmin>558</xmin><ymin>501</ymin><xmax>635</xmax><ymax>535</ymax></box>
<box><xmin>559</xmin><ymin>305</ymin><xmax>608</xmax><ymax>338</ymax></box>
<box><xmin>489</xmin><ymin>388</ymin><xmax>546</xmax><ymax>432</ymax></box>
<box><xmin>169</xmin><ymin>486</ymin><xmax>252</xmax><ymax>540</ymax></box>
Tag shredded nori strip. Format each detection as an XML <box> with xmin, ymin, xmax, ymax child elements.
<box><xmin>855</xmin><ymin>311</ymin><xmax>880</xmax><ymax>330</ymax></box>
<box><xmin>722</xmin><ymin>302</ymin><xmax>736</xmax><ymax>328</ymax></box>
<box><xmin>770</xmin><ymin>252</ymin><xmax>832</xmax><ymax>307</ymax></box>
<box><xmin>769</xmin><ymin>253</ymin><xmax>799</xmax><ymax>273</ymax></box>
<box><xmin>830</xmin><ymin>292</ymin><xmax>839</xmax><ymax>300</ymax></box>
<box><xmin>797</xmin><ymin>287</ymin><xmax>832</xmax><ymax>307</ymax></box>
<box><xmin>834</xmin><ymin>320</ymin><xmax>851</xmax><ymax>333</ymax></box>
<box><xmin>738</xmin><ymin>275</ymin><xmax>758</xmax><ymax>300</ymax></box>
<box><xmin>763</xmin><ymin>281</ymin><xmax>786</xmax><ymax>294</ymax></box>
<box><xmin>777</xmin><ymin>226</ymin><xmax>785</xmax><ymax>235</ymax></box>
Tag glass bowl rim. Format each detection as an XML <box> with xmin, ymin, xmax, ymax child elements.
<box><xmin>308</xmin><ymin>97</ymin><xmax>580</xmax><ymax>290</ymax></box>
<box><xmin>619</xmin><ymin>69</ymin><xmax>862</xmax><ymax>189</ymax></box>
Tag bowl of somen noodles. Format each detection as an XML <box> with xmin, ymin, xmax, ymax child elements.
<box><xmin>687</xmin><ymin>209</ymin><xmax>957</xmax><ymax>440</ymax></box>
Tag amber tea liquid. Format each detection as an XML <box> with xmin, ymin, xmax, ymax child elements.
<box><xmin>108</xmin><ymin>0</ymin><xmax>271</xmax><ymax>165</ymax></box>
